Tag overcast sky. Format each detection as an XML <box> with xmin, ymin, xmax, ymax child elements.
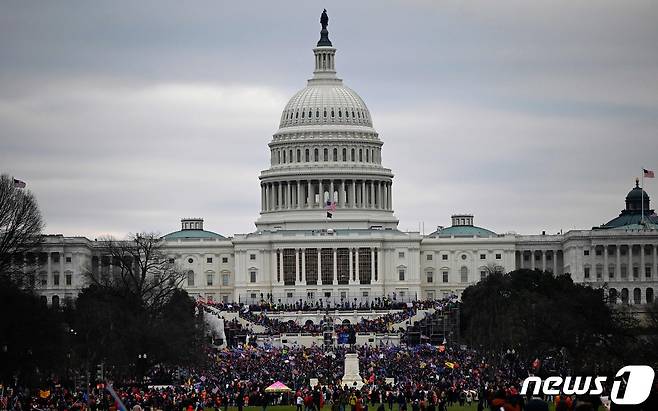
<box><xmin>1</xmin><ymin>1</ymin><xmax>657</xmax><ymax>238</ymax></box>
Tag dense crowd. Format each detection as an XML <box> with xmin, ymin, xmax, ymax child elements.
<box><xmin>3</xmin><ymin>340</ymin><xmax>650</xmax><ymax>410</ymax></box>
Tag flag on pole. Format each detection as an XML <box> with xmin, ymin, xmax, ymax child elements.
<box><xmin>644</xmin><ymin>169</ymin><xmax>655</xmax><ymax>178</ymax></box>
<box><xmin>13</xmin><ymin>178</ymin><xmax>26</xmax><ymax>188</ymax></box>
<box><xmin>325</xmin><ymin>201</ymin><xmax>336</xmax><ymax>218</ymax></box>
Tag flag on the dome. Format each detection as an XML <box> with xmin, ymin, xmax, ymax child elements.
<box><xmin>644</xmin><ymin>168</ymin><xmax>655</xmax><ymax>178</ymax></box>
<box><xmin>325</xmin><ymin>201</ymin><xmax>336</xmax><ymax>218</ymax></box>
<box><xmin>13</xmin><ymin>178</ymin><xmax>26</xmax><ymax>188</ymax></box>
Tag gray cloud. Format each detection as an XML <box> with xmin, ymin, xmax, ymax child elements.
<box><xmin>1</xmin><ymin>0</ymin><xmax>657</xmax><ymax>238</ymax></box>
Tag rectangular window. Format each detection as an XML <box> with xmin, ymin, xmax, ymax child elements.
<box><xmin>207</xmin><ymin>257</ymin><xmax>213</xmax><ymax>263</ymax></box>
<box><xmin>250</xmin><ymin>254</ymin><xmax>256</xmax><ymax>260</ymax></box>
<box><xmin>426</xmin><ymin>254</ymin><xmax>433</xmax><ymax>261</ymax></box>
<box><xmin>283</xmin><ymin>248</ymin><xmax>296</xmax><ymax>286</ymax></box>
<box><xmin>358</xmin><ymin>248</ymin><xmax>372</xmax><ymax>284</ymax></box>
<box><xmin>340</xmin><ymin>291</ymin><xmax>347</xmax><ymax>299</ymax></box>
<box><xmin>427</xmin><ymin>272</ymin><xmax>433</xmax><ymax>283</ymax></box>
<box><xmin>324</xmin><ymin>291</ymin><xmax>331</xmax><ymax>298</ymax></box>
<box><xmin>206</xmin><ymin>273</ymin><xmax>213</xmax><ymax>286</ymax></box>
<box><xmin>286</xmin><ymin>292</ymin><xmax>293</xmax><ymax>298</ymax></box>
<box><xmin>53</xmin><ymin>273</ymin><xmax>60</xmax><ymax>286</ymax></box>
<box><xmin>609</xmin><ymin>266</ymin><xmax>615</xmax><ymax>279</ymax></box>
<box><xmin>305</xmin><ymin>248</ymin><xmax>318</xmax><ymax>285</ymax></box>
<box><xmin>321</xmin><ymin>248</ymin><xmax>333</xmax><ymax>285</ymax></box>
<box><xmin>398</xmin><ymin>251</ymin><xmax>405</xmax><ymax>258</ymax></box>
<box><xmin>398</xmin><ymin>269</ymin><xmax>405</xmax><ymax>281</ymax></box>
<box><xmin>495</xmin><ymin>253</ymin><xmax>502</xmax><ymax>260</ymax></box>
<box><xmin>187</xmin><ymin>271</ymin><xmax>195</xmax><ymax>287</ymax></box>
<box><xmin>65</xmin><ymin>257</ymin><xmax>71</xmax><ymax>263</ymax></box>
<box><xmin>480</xmin><ymin>254</ymin><xmax>486</xmax><ymax>260</ymax></box>
<box><xmin>443</xmin><ymin>271</ymin><xmax>449</xmax><ymax>283</ymax></box>
<box><xmin>250</xmin><ymin>293</ymin><xmax>257</xmax><ymax>300</ymax></box>
<box><xmin>168</xmin><ymin>258</ymin><xmax>175</xmax><ymax>264</ymax></box>
<box><xmin>633</xmin><ymin>266</ymin><xmax>639</xmax><ymax>278</ymax></box>
<box><xmin>250</xmin><ymin>271</ymin><xmax>257</xmax><ymax>283</ymax></box>
<box><xmin>596</xmin><ymin>249</ymin><xmax>602</xmax><ymax>256</ymax></box>
<box><xmin>222</xmin><ymin>274</ymin><xmax>229</xmax><ymax>286</ymax></box>
<box><xmin>442</xmin><ymin>254</ymin><xmax>448</xmax><ymax>260</ymax></box>
<box><xmin>584</xmin><ymin>250</ymin><xmax>590</xmax><ymax>256</ymax></box>
<box><xmin>337</xmin><ymin>248</ymin><xmax>350</xmax><ymax>285</ymax></box>
<box><xmin>307</xmin><ymin>291</ymin><xmax>315</xmax><ymax>299</ymax></box>
<box><xmin>480</xmin><ymin>271</ymin><xmax>487</xmax><ymax>280</ymax></box>
<box><xmin>222</xmin><ymin>257</ymin><xmax>228</xmax><ymax>263</ymax></box>
<box><xmin>621</xmin><ymin>265</ymin><xmax>628</xmax><ymax>278</ymax></box>
<box><xmin>362</xmin><ymin>291</ymin><xmax>369</xmax><ymax>298</ymax></box>
<box><xmin>53</xmin><ymin>254</ymin><xmax>60</xmax><ymax>263</ymax></box>
<box><xmin>65</xmin><ymin>273</ymin><xmax>72</xmax><ymax>286</ymax></box>
<box><xmin>646</xmin><ymin>266</ymin><xmax>652</xmax><ymax>278</ymax></box>
<box><xmin>596</xmin><ymin>266</ymin><xmax>603</xmax><ymax>279</ymax></box>
<box><xmin>584</xmin><ymin>267</ymin><xmax>590</xmax><ymax>279</ymax></box>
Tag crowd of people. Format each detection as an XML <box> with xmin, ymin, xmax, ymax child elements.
<box><xmin>3</xmin><ymin>341</ymin><xmax>651</xmax><ymax>410</ymax></box>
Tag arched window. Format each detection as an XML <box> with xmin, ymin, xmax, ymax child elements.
<box><xmin>301</xmin><ymin>110</ymin><xmax>305</xmax><ymax>118</ymax></box>
<box><xmin>308</xmin><ymin>110</ymin><xmax>312</xmax><ymax>118</ymax></box>
<box><xmin>52</xmin><ymin>295</ymin><xmax>60</xmax><ymax>308</ymax></box>
<box><xmin>187</xmin><ymin>270</ymin><xmax>195</xmax><ymax>287</ymax></box>
<box><xmin>366</xmin><ymin>150</ymin><xmax>370</xmax><ymax>162</ymax></box>
<box><xmin>333</xmin><ymin>148</ymin><xmax>337</xmax><ymax>161</ymax></box>
<box><xmin>351</xmin><ymin>148</ymin><xmax>355</xmax><ymax>161</ymax></box>
<box><xmin>314</xmin><ymin>149</ymin><xmax>319</xmax><ymax>162</ymax></box>
<box><xmin>359</xmin><ymin>149</ymin><xmax>363</xmax><ymax>162</ymax></box>
<box><xmin>609</xmin><ymin>288</ymin><xmax>617</xmax><ymax>304</ymax></box>
<box><xmin>297</xmin><ymin>149</ymin><xmax>301</xmax><ymax>162</ymax></box>
<box><xmin>342</xmin><ymin>148</ymin><xmax>347</xmax><ymax>161</ymax></box>
<box><xmin>324</xmin><ymin>109</ymin><xmax>327</xmax><ymax>118</ymax></box>
<box><xmin>331</xmin><ymin>109</ymin><xmax>335</xmax><ymax>118</ymax></box>
<box><xmin>633</xmin><ymin>288</ymin><xmax>641</xmax><ymax>304</ymax></box>
<box><xmin>460</xmin><ymin>266</ymin><xmax>468</xmax><ymax>283</ymax></box>
<box><xmin>277</xmin><ymin>150</ymin><xmax>281</xmax><ymax>164</ymax></box>
<box><xmin>289</xmin><ymin>149</ymin><xmax>293</xmax><ymax>163</ymax></box>
<box><xmin>323</xmin><ymin>148</ymin><xmax>328</xmax><ymax>161</ymax></box>
<box><xmin>647</xmin><ymin>288</ymin><xmax>654</xmax><ymax>304</ymax></box>
<box><xmin>621</xmin><ymin>288</ymin><xmax>629</xmax><ymax>304</ymax></box>
<box><xmin>295</xmin><ymin>111</ymin><xmax>298</xmax><ymax>118</ymax></box>
<box><xmin>338</xmin><ymin>109</ymin><xmax>342</xmax><ymax>118</ymax></box>
<box><xmin>282</xmin><ymin>150</ymin><xmax>286</xmax><ymax>163</ymax></box>
<box><xmin>305</xmin><ymin>149</ymin><xmax>309</xmax><ymax>162</ymax></box>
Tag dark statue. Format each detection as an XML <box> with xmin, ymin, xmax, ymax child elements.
<box><xmin>320</xmin><ymin>9</ymin><xmax>329</xmax><ymax>29</ymax></box>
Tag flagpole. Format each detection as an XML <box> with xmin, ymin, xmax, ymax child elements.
<box><xmin>641</xmin><ymin>168</ymin><xmax>645</xmax><ymax>225</ymax></box>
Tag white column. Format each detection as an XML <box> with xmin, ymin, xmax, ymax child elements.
<box><xmin>640</xmin><ymin>245</ymin><xmax>645</xmax><ymax>281</ymax></box>
<box><xmin>541</xmin><ymin>251</ymin><xmax>546</xmax><ymax>272</ymax></box>
<box><xmin>340</xmin><ymin>180</ymin><xmax>346</xmax><ymax>208</ymax></box>
<box><xmin>297</xmin><ymin>180</ymin><xmax>302</xmax><ymax>209</ymax></box>
<box><xmin>370</xmin><ymin>247</ymin><xmax>375</xmax><ymax>284</ymax></box>
<box><xmin>387</xmin><ymin>182</ymin><xmax>392</xmax><ymax>210</ymax></box>
<box><xmin>603</xmin><ymin>246</ymin><xmax>609</xmax><ymax>279</ymax></box>
<box><xmin>553</xmin><ymin>251</ymin><xmax>558</xmax><ymax>274</ymax></box>
<box><xmin>307</xmin><ymin>180</ymin><xmax>312</xmax><ymax>208</ymax></box>
<box><xmin>330</xmin><ymin>180</ymin><xmax>334</xmax><ymax>204</ymax></box>
<box><xmin>350</xmin><ymin>180</ymin><xmax>356</xmax><ymax>208</ymax></box>
<box><xmin>295</xmin><ymin>249</ymin><xmax>300</xmax><ymax>284</ymax></box>
<box><xmin>616</xmin><ymin>245</ymin><xmax>621</xmax><ymax>278</ymax></box>
<box><xmin>530</xmin><ymin>250</ymin><xmax>535</xmax><ymax>270</ymax></box>
<box><xmin>301</xmin><ymin>249</ymin><xmax>306</xmax><ymax>283</ymax></box>
<box><xmin>349</xmin><ymin>248</ymin><xmax>354</xmax><ymax>284</ymax></box>
<box><xmin>361</xmin><ymin>181</ymin><xmax>366</xmax><ymax>208</ymax></box>
<box><xmin>46</xmin><ymin>252</ymin><xmax>52</xmax><ymax>287</ymax></box>
<box><xmin>277</xmin><ymin>183</ymin><xmax>282</xmax><ymax>209</ymax></box>
<box><xmin>355</xmin><ymin>249</ymin><xmax>360</xmax><ymax>283</ymax></box>
<box><xmin>369</xmin><ymin>181</ymin><xmax>374</xmax><ymax>208</ymax></box>
<box><xmin>333</xmin><ymin>248</ymin><xmax>337</xmax><ymax>285</ymax></box>
<box><xmin>628</xmin><ymin>244</ymin><xmax>633</xmax><ymax>280</ymax></box>
<box><xmin>317</xmin><ymin>249</ymin><xmax>321</xmax><ymax>284</ymax></box>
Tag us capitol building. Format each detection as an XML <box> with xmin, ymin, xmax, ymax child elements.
<box><xmin>36</xmin><ymin>12</ymin><xmax>658</xmax><ymax>308</ymax></box>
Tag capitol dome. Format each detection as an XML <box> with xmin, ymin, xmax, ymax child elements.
<box><xmin>256</xmin><ymin>10</ymin><xmax>398</xmax><ymax>231</ymax></box>
<box><xmin>279</xmin><ymin>85</ymin><xmax>372</xmax><ymax>129</ymax></box>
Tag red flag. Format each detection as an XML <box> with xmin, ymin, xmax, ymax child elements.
<box><xmin>644</xmin><ymin>168</ymin><xmax>655</xmax><ymax>178</ymax></box>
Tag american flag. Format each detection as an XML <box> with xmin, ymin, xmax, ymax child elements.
<box><xmin>325</xmin><ymin>201</ymin><xmax>336</xmax><ymax>218</ymax></box>
<box><xmin>644</xmin><ymin>168</ymin><xmax>655</xmax><ymax>178</ymax></box>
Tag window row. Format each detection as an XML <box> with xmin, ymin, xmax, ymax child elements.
<box><xmin>281</xmin><ymin>106</ymin><xmax>370</xmax><ymax>126</ymax></box>
<box><xmin>583</xmin><ymin>264</ymin><xmax>656</xmax><ymax>280</ymax></box>
<box><xmin>426</xmin><ymin>252</ymin><xmax>503</xmax><ymax>261</ymax></box>
<box><xmin>272</xmin><ymin>146</ymin><xmax>380</xmax><ymax>165</ymax></box>
<box><xmin>186</xmin><ymin>270</ymin><xmax>231</xmax><ymax>287</ymax></box>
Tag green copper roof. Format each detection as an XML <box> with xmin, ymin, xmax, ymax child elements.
<box><xmin>428</xmin><ymin>225</ymin><xmax>497</xmax><ymax>238</ymax></box>
<box><xmin>598</xmin><ymin>213</ymin><xmax>658</xmax><ymax>230</ymax></box>
<box><xmin>162</xmin><ymin>229</ymin><xmax>226</xmax><ymax>240</ymax></box>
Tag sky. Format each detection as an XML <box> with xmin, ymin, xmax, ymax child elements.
<box><xmin>1</xmin><ymin>0</ymin><xmax>657</xmax><ymax>238</ymax></box>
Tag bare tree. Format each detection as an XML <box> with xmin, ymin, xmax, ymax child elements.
<box><xmin>85</xmin><ymin>232</ymin><xmax>186</xmax><ymax>311</ymax></box>
<box><xmin>0</xmin><ymin>174</ymin><xmax>43</xmax><ymax>282</ymax></box>
<box><xmin>484</xmin><ymin>262</ymin><xmax>505</xmax><ymax>275</ymax></box>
